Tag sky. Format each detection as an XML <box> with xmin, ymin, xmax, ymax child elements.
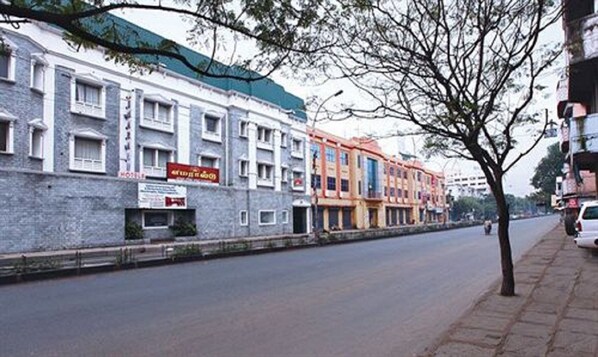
<box><xmin>116</xmin><ymin>4</ymin><xmax>564</xmax><ymax>197</ymax></box>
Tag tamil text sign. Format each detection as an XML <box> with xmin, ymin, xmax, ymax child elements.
<box><xmin>167</xmin><ymin>162</ymin><xmax>219</xmax><ymax>183</ymax></box>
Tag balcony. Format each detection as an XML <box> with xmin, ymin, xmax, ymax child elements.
<box><xmin>562</xmin><ymin>178</ymin><xmax>578</xmax><ymax>197</ymax></box>
<box><xmin>560</xmin><ymin>122</ymin><xmax>570</xmax><ymax>154</ymax></box>
<box><xmin>569</xmin><ymin>113</ymin><xmax>598</xmax><ymax>170</ymax></box>
<box><xmin>365</xmin><ymin>190</ymin><xmax>383</xmax><ymax>201</ymax></box>
<box><xmin>567</xmin><ymin>13</ymin><xmax>598</xmax><ymax>64</ymax></box>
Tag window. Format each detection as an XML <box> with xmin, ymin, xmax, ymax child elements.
<box><xmin>0</xmin><ymin>51</ymin><xmax>10</xmax><ymax>80</ymax></box>
<box><xmin>203</xmin><ymin>114</ymin><xmax>222</xmax><ymax>141</ymax></box>
<box><xmin>239</xmin><ymin>120</ymin><xmax>248</xmax><ymax>138</ymax></box>
<box><xmin>143</xmin><ymin>99</ymin><xmax>172</xmax><ymax>131</ymax></box>
<box><xmin>257</xmin><ymin>126</ymin><xmax>272</xmax><ymax>144</ymax></box>
<box><xmin>259</xmin><ymin>210</ymin><xmax>276</xmax><ymax>225</ymax></box>
<box><xmin>341</xmin><ymin>179</ymin><xmax>349</xmax><ymax>192</ymax></box>
<box><xmin>417</xmin><ymin>191</ymin><xmax>422</xmax><ymax>199</ymax></box>
<box><xmin>28</xmin><ymin>119</ymin><xmax>47</xmax><ymax>158</ymax></box>
<box><xmin>240</xmin><ymin>211</ymin><xmax>248</xmax><ymax>226</ymax></box>
<box><xmin>404</xmin><ymin>190</ymin><xmax>409</xmax><ymax>198</ymax></box>
<box><xmin>239</xmin><ymin>160</ymin><xmax>249</xmax><ymax>177</ymax></box>
<box><xmin>417</xmin><ymin>171</ymin><xmax>422</xmax><ymax>182</ymax></box>
<box><xmin>327</xmin><ymin>177</ymin><xmax>337</xmax><ymax>191</ymax></box>
<box><xmin>358</xmin><ymin>180</ymin><xmax>362</xmax><ymax>195</ymax></box>
<box><xmin>281</xmin><ymin>167</ymin><xmax>288</xmax><ymax>182</ymax></box>
<box><xmin>30</xmin><ymin>54</ymin><xmax>47</xmax><ymax>92</ymax></box>
<box><xmin>281</xmin><ymin>133</ymin><xmax>287</xmax><ymax>147</ymax></box>
<box><xmin>292</xmin><ymin>138</ymin><xmax>303</xmax><ymax>157</ymax></box>
<box><xmin>0</xmin><ymin>120</ymin><xmax>13</xmax><ymax>154</ymax></box>
<box><xmin>389</xmin><ymin>166</ymin><xmax>395</xmax><ymax>176</ymax></box>
<box><xmin>292</xmin><ymin>171</ymin><xmax>303</xmax><ymax>188</ymax></box>
<box><xmin>325</xmin><ymin>147</ymin><xmax>336</xmax><ymax>162</ymax></box>
<box><xmin>0</xmin><ymin>43</ymin><xmax>16</xmax><ymax>81</ymax></box>
<box><xmin>30</xmin><ymin>128</ymin><xmax>44</xmax><ymax>158</ymax></box>
<box><xmin>312</xmin><ymin>174</ymin><xmax>321</xmax><ymax>189</ymax></box>
<box><xmin>384</xmin><ymin>186</ymin><xmax>388</xmax><ymax>196</ymax></box>
<box><xmin>396</xmin><ymin>168</ymin><xmax>402</xmax><ymax>178</ymax></box>
<box><xmin>282</xmin><ymin>210</ymin><xmax>289</xmax><ymax>224</ymax></box>
<box><xmin>390</xmin><ymin>187</ymin><xmax>395</xmax><ymax>197</ymax></box>
<box><xmin>357</xmin><ymin>155</ymin><xmax>361</xmax><ymax>168</ymax></box>
<box><xmin>311</xmin><ymin>143</ymin><xmax>320</xmax><ymax>158</ymax></box>
<box><xmin>71</xmin><ymin>75</ymin><xmax>106</xmax><ymax>118</ymax></box>
<box><xmin>142</xmin><ymin>211</ymin><xmax>172</xmax><ymax>229</ymax></box>
<box><xmin>257</xmin><ymin>163</ymin><xmax>274</xmax><ymax>184</ymax></box>
<box><xmin>383</xmin><ymin>165</ymin><xmax>387</xmax><ymax>175</ymax></box>
<box><xmin>340</xmin><ymin>151</ymin><xmax>349</xmax><ymax>166</ymax></box>
<box><xmin>199</xmin><ymin>156</ymin><xmax>219</xmax><ymax>168</ymax></box>
<box><xmin>397</xmin><ymin>188</ymin><xmax>402</xmax><ymax>198</ymax></box>
<box><xmin>72</xmin><ymin>137</ymin><xmax>104</xmax><ymax>172</ymax></box>
<box><xmin>143</xmin><ymin>148</ymin><xmax>171</xmax><ymax>177</ymax></box>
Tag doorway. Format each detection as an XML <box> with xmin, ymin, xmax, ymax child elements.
<box><xmin>293</xmin><ymin>207</ymin><xmax>307</xmax><ymax>234</ymax></box>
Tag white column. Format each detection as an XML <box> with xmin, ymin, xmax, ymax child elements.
<box><xmin>42</xmin><ymin>65</ymin><xmax>55</xmax><ymax>172</ymax></box>
<box><xmin>304</xmin><ymin>135</ymin><xmax>311</xmax><ymax>192</ymax></box>
<box><xmin>248</xmin><ymin>122</ymin><xmax>258</xmax><ymax>189</ymax></box>
<box><xmin>177</xmin><ymin>105</ymin><xmax>190</xmax><ymax>164</ymax></box>
<box><xmin>274</xmin><ymin>129</ymin><xmax>282</xmax><ymax>191</ymax></box>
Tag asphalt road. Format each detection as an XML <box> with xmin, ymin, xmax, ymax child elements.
<box><xmin>0</xmin><ymin>216</ymin><xmax>559</xmax><ymax>357</ymax></box>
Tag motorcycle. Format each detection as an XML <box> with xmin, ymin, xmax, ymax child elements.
<box><xmin>483</xmin><ymin>221</ymin><xmax>492</xmax><ymax>235</ymax></box>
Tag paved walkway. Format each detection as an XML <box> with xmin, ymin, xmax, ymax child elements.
<box><xmin>425</xmin><ymin>225</ymin><xmax>598</xmax><ymax>356</ymax></box>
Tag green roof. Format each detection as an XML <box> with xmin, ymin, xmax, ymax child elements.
<box><xmin>75</xmin><ymin>7</ymin><xmax>307</xmax><ymax>121</ymax></box>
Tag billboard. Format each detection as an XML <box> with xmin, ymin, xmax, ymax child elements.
<box><xmin>167</xmin><ymin>162</ymin><xmax>219</xmax><ymax>183</ymax></box>
<box><xmin>138</xmin><ymin>183</ymin><xmax>187</xmax><ymax>209</ymax></box>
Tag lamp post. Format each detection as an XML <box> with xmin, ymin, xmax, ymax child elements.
<box><xmin>311</xmin><ymin>90</ymin><xmax>343</xmax><ymax>243</ymax></box>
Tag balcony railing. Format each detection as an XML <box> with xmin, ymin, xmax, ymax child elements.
<box><xmin>569</xmin><ymin>113</ymin><xmax>598</xmax><ymax>169</ymax></box>
<box><xmin>365</xmin><ymin>190</ymin><xmax>382</xmax><ymax>200</ymax></box>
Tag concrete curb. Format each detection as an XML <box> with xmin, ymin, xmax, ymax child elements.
<box><xmin>0</xmin><ymin>220</ymin><xmax>486</xmax><ymax>285</ymax></box>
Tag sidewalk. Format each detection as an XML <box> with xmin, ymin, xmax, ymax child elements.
<box><xmin>425</xmin><ymin>225</ymin><xmax>598</xmax><ymax>356</ymax></box>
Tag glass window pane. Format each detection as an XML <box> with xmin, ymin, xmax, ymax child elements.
<box><xmin>32</xmin><ymin>129</ymin><xmax>42</xmax><ymax>157</ymax></box>
<box><xmin>143</xmin><ymin>148</ymin><xmax>154</xmax><ymax>166</ymax></box>
<box><xmin>206</xmin><ymin>116</ymin><xmax>218</xmax><ymax>133</ymax></box>
<box><xmin>74</xmin><ymin>138</ymin><xmax>101</xmax><ymax>160</ymax></box>
<box><xmin>158</xmin><ymin>104</ymin><xmax>169</xmax><ymax>123</ymax></box>
<box><xmin>143</xmin><ymin>101</ymin><xmax>155</xmax><ymax>119</ymax></box>
<box><xmin>0</xmin><ymin>54</ymin><xmax>8</xmax><ymax>78</ymax></box>
<box><xmin>144</xmin><ymin>212</ymin><xmax>169</xmax><ymax>227</ymax></box>
<box><xmin>0</xmin><ymin>122</ymin><xmax>7</xmax><ymax>151</ymax></box>
<box><xmin>158</xmin><ymin>150</ymin><xmax>170</xmax><ymax>167</ymax></box>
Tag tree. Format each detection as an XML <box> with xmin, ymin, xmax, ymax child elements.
<box><xmin>0</xmin><ymin>0</ymin><xmax>332</xmax><ymax>80</ymax></box>
<box><xmin>531</xmin><ymin>143</ymin><xmax>565</xmax><ymax>208</ymax></box>
<box><xmin>309</xmin><ymin>0</ymin><xmax>562</xmax><ymax>296</ymax></box>
<box><xmin>451</xmin><ymin>196</ymin><xmax>482</xmax><ymax>221</ymax></box>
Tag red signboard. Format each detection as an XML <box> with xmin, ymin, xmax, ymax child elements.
<box><xmin>167</xmin><ymin>162</ymin><xmax>219</xmax><ymax>183</ymax></box>
<box><xmin>293</xmin><ymin>178</ymin><xmax>303</xmax><ymax>187</ymax></box>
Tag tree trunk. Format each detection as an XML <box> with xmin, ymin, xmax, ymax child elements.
<box><xmin>494</xmin><ymin>184</ymin><xmax>515</xmax><ymax>296</ymax></box>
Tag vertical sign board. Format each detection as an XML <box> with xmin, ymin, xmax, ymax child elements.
<box><xmin>138</xmin><ymin>183</ymin><xmax>187</xmax><ymax>209</ymax></box>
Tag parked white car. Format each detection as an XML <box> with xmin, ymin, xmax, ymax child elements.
<box><xmin>574</xmin><ymin>201</ymin><xmax>598</xmax><ymax>249</ymax></box>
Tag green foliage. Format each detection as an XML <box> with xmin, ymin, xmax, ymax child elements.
<box><xmin>172</xmin><ymin>244</ymin><xmax>202</xmax><ymax>259</ymax></box>
<box><xmin>125</xmin><ymin>221</ymin><xmax>144</xmax><ymax>240</ymax></box>
<box><xmin>531</xmin><ymin>143</ymin><xmax>564</xmax><ymax>208</ymax></box>
<box><xmin>170</xmin><ymin>219</ymin><xmax>197</xmax><ymax>237</ymax></box>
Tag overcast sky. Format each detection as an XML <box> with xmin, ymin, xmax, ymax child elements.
<box><xmin>117</xmin><ymin>6</ymin><xmax>564</xmax><ymax>197</ymax></box>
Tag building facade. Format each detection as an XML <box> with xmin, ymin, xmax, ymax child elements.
<box><xmin>0</xmin><ymin>20</ymin><xmax>311</xmax><ymax>253</ymax></box>
<box><xmin>556</xmin><ymin>1</ymin><xmax>598</xmax><ymax>232</ymax></box>
<box><xmin>445</xmin><ymin>172</ymin><xmax>490</xmax><ymax>199</ymax></box>
<box><xmin>309</xmin><ymin>128</ymin><xmax>447</xmax><ymax>231</ymax></box>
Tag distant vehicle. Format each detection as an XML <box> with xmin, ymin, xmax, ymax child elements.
<box><xmin>574</xmin><ymin>201</ymin><xmax>598</xmax><ymax>249</ymax></box>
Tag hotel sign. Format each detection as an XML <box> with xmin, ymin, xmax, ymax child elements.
<box><xmin>167</xmin><ymin>162</ymin><xmax>219</xmax><ymax>183</ymax></box>
<box><xmin>138</xmin><ymin>183</ymin><xmax>187</xmax><ymax>209</ymax></box>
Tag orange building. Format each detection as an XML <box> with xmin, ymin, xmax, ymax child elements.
<box><xmin>309</xmin><ymin>128</ymin><xmax>447</xmax><ymax>231</ymax></box>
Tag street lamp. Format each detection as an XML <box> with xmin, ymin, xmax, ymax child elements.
<box><xmin>311</xmin><ymin>90</ymin><xmax>343</xmax><ymax>243</ymax></box>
